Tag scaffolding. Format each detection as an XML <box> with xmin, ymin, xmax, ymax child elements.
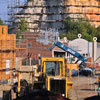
<box><xmin>7</xmin><ymin>0</ymin><xmax>100</xmax><ymax>33</ymax></box>
<box><xmin>0</xmin><ymin>25</ymin><xmax>55</xmax><ymax>81</ymax></box>
<box><xmin>37</xmin><ymin>28</ymin><xmax>59</xmax><ymax>45</ymax></box>
<box><xmin>0</xmin><ymin>25</ymin><xmax>16</xmax><ymax>81</ymax></box>
<box><xmin>0</xmin><ymin>25</ymin><xmax>28</xmax><ymax>81</ymax></box>
<box><xmin>7</xmin><ymin>0</ymin><xmax>65</xmax><ymax>33</ymax></box>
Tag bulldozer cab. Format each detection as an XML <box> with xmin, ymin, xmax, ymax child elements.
<box><xmin>45</xmin><ymin>61</ymin><xmax>59</xmax><ymax>76</ymax></box>
<box><xmin>40</xmin><ymin>57</ymin><xmax>65</xmax><ymax>77</ymax></box>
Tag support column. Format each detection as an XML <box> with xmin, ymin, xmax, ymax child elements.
<box><xmin>93</xmin><ymin>37</ymin><xmax>97</xmax><ymax>62</ymax></box>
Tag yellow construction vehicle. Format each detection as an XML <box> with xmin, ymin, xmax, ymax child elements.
<box><xmin>2</xmin><ymin>58</ymin><xmax>78</xmax><ymax>100</ymax></box>
<box><xmin>34</xmin><ymin>57</ymin><xmax>77</xmax><ymax>100</ymax></box>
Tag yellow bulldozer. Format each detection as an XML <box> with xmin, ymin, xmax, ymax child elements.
<box><xmin>34</xmin><ymin>57</ymin><xmax>78</xmax><ymax>100</ymax></box>
<box><xmin>2</xmin><ymin>57</ymin><xmax>78</xmax><ymax>100</ymax></box>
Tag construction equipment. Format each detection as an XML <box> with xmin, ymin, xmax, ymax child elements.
<box><xmin>49</xmin><ymin>41</ymin><xmax>88</xmax><ymax>66</ymax></box>
<box><xmin>2</xmin><ymin>68</ymin><xmax>36</xmax><ymax>100</ymax></box>
<box><xmin>49</xmin><ymin>41</ymin><xmax>95</xmax><ymax>76</ymax></box>
<box><xmin>17</xmin><ymin>71</ymin><xmax>34</xmax><ymax>96</ymax></box>
<box><xmin>34</xmin><ymin>57</ymin><xmax>77</xmax><ymax>100</ymax></box>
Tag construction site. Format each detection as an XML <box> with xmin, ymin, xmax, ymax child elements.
<box><xmin>0</xmin><ymin>0</ymin><xmax>100</xmax><ymax>100</ymax></box>
<box><xmin>0</xmin><ymin>25</ymin><xmax>100</xmax><ymax>100</ymax></box>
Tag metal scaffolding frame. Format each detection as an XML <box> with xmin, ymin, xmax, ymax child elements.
<box><xmin>7</xmin><ymin>0</ymin><xmax>65</xmax><ymax>33</ymax></box>
<box><xmin>7</xmin><ymin>0</ymin><xmax>100</xmax><ymax>33</ymax></box>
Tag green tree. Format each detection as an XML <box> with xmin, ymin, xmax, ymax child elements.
<box><xmin>17</xmin><ymin>18</ymin><xmax>28</xmax><ymax>39</ymax></box>
<box><xmin>96</xmin><ymin>26</ymin><xmax>100</xmax><ymax>42</ymax></box>
<box><xmin>61</xmin><ymin>16</ymin><xmax>99</xmax><ymax>42</ymax></box>
<box><xmin>0</xmin><ymin>18</ymin><xmax>4</xmax><ymax>25</ymax></box>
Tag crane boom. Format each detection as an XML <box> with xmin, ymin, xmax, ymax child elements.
<box><xmin>50</xmin><ymin>41</ymin><xmax>88</xmax><ymax>63</ymax></box>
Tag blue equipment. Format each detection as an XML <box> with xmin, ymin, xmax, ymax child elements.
<box><xmin>49</xmin><ymin>41</ymin><xmax>88</xmax><ymax>65</ymax></box>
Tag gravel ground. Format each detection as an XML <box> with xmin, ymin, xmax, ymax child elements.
<box><xmin>72</xmin><ymin>76</ymin><xmax>98</xmax><ymax>100</ymax></box>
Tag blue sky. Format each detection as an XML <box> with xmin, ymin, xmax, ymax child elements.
<box><xmin>0</xmin><ymin>0</ymin><xmax>26</xmax><ymax>24</ymax></box>
<box><xmin>0</xmin><ymin>0</ymin><xmax>8</xmax><ymax>23</ymax></box>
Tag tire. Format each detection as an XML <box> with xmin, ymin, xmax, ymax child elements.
<box><xmin>68</xmin><ymin>89</ymin><xmax>78</xmax><ymax>100</ymax></box>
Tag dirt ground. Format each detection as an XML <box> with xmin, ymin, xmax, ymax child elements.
<box><xmin>0</xmin><ymin>72</ymin><xmax>100</xmax><ymax>100</ymax></box>
<box><xmin>72</xmin><ymin>70</ymin><xmax>100</xmax><ymax>100</ymax></box>
<box><xmin>72</xmin><ymin>76</ymin><xmax>97</xmax><ymax>100</ymax></box>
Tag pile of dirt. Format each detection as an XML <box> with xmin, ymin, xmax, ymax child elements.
<box><xmin>15</xmin><ymin>89</ymin><xmax>70</xmax><ymax>100</ymax></box>
<box><xmin>85</xmin><ymin>95</ymin><xmax>100</xmax><ymax>100</ymax></box>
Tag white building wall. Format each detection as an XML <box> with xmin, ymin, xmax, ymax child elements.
<box><xmin>68</xmin><ymin>38</ymin><xmax>93</xmax><ymax>57</ymax></box>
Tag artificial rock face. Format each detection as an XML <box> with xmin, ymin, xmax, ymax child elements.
<box><xmin>9</xmin><ymin>0</ymin><xmax>100</xmax><ymax>33</ymax></box>
<box><xmin>23</xmin><ymin>0</ymin><xmax>65</xmax><ymax>33</ymax></box>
